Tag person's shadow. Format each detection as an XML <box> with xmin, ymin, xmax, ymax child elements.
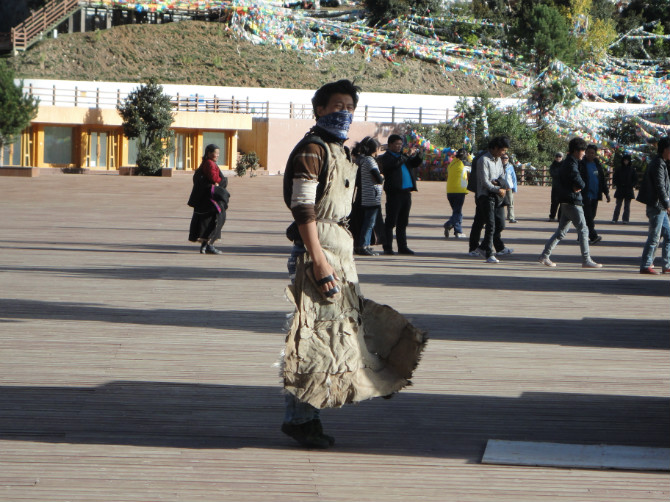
<box><xmin>1</xmin><ymin>381</ymin><xmax>667</xmax><ymax>459</ymax></box>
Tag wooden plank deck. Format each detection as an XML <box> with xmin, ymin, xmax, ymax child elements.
<box><xmin>0</xmin><ymin>173</ymin><xmax>668</xmax><ymax>501</ymax></box>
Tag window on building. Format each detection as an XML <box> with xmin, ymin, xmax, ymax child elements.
<box><xmin>86</xmin><ymin>131</ymin><xmax>110</xmax><ymax>168</ymax></box>
<box><xmin>168</xmin><ymin>133</ymin><xmax>186</xmax><ymax>170</ymax></box>
<box><xmin>202</xmin><ymin>131</ymin><xmax>227</xmax><ymax>166</ymax></box>
<box><xmin>1</xmin><ymin>135</ymin><xmax>22</xmax><ymax>166</ymax></box>
<box><xmin>1</xmin><ymin>128</ymin><xmax>33</xmax><ymax>166</ymax></box>
<box><xmin>44</xmin><ymin>127</ymin><xmax>74</xmax><ymax>165</ymax></box>
<box><xmin>168</xmin><ymin>132</ymin><xmax>197</xmax><ymax>170</ymax></box>
<box><xmin>108</xmin><ymin>133</ymin><xmax>119</xmax><ymax>169</ymax></box>
<box><xmin>126</xmin><ymin>138</ymin><xmax>140</xmax><ymax>166</ymax></box>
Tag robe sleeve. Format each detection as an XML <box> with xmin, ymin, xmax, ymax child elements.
<box><xmin>290</xmin><ymin>142</ymin><xmax>326</xmax><ymax>225</ymax></box>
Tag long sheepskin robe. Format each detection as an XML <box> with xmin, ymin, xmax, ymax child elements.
<box><xmin>283</xmin><ymin>142</ymin><xmax>427</xmax><ymax>409</ymax></box>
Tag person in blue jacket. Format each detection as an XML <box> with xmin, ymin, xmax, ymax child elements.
<box><xmin>502</xmin><ymin>154</ymin><xmax>518</xmax><ymax>223</ymax></box>
<box><xmin>377</xmin><ymin>134</ymin><xmax>423</xmax><ymax>255</ymax></box>
<box><xmin>579</xmin><ymin>144</ymin><xmax>610</xmax><ymax>244</ymax></box>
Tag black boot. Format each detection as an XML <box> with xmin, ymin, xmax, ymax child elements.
<box><xmin>310</xmin><ymin>419</ymin><xmax>335</xmax><ymax>446</ymax></box>
<box><xmin>281</xmin><ymin>420</ymin><xmax>332</xmax><ymax>449</ymax></box>
<box><xmin>199</xmin><ymin>242</ymin><xmax>208</xmax><ymax>254</ymax></box>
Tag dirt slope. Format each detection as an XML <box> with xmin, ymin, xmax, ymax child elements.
<box><xmin>10</xmin><ymin>20</ymin><xmax>513</xmax><ymax>96</ymax></box>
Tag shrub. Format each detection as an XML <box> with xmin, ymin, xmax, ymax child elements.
<box><xmin>236</xmin><ymin>151</ymin><xmax>260</xmax><ymax>177</ymax></box>
<box><xmin>116</xmin><ymin>79</ymin><xmax>174</xmax><ymax>176</ymax></box>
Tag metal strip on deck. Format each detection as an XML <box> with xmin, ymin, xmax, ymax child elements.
<box><xmin>482</xmin><ymin>440</ymin><xmax>670</xmax><ymax>471</ymax></box>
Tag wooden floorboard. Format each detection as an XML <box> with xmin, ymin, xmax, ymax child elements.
<box><xmin>0</xmin><ymin>174</ymin><xmax>668</xmax><ymax>501</ymax></box>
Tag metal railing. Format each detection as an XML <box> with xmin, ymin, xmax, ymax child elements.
<box><xmin>11</xmin><ymin>0</ymin><xmax>81</xmax><ymax>52</ymax></box>
<box><xmin>8</xmin><ymin>0</ymin><xmax>253</xmax><ymax>53</ymax></box>
<box><xmin>24</xmin><ymin>83</ymin><xmax>452</xmax><ymax>124</ymax></box>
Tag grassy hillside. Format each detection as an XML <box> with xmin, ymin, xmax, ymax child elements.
<box><xmin>9</xmin><ymin>20</ymin><xmax>514</xmax><ymax>96</ymax></box>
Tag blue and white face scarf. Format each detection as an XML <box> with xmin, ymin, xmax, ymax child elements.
<box><xmin>315</xmin><ymin>110</ymin><xmax>353</xmax><ymax>140</ymax></box>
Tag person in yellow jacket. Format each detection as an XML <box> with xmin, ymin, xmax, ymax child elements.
<box><xmin>444</xmin><ymin>148</ymin><xmax>469</xmax><ymax>238</ymax></box>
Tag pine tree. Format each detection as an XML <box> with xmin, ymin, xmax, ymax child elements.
<box><xmin>510</xmin><ymin>2</ymin><xmax>577</xmax><ymax>70</ymax></box>
<box><xmin>530</xmin><ymin>4</ymin><xmax>577</xmax><ymax>69</ymax></box>
<box><xmin>364</xmin><ymin>0</ymin><xmax>442</xmax><ymax>26</ymax></box>
<box><xmin>603</xmin><ymin>109</ymin><xmax>639</xmax><ymax>148</ymax></box>
<box><xmin>0</xmin><ymin>62</ymin><xmax>39</xmax><ymax>165</ymax></box>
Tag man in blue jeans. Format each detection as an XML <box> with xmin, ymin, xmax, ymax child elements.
<box><xmin>637</xmin><ymin>136</ymin><xmax>670</xmax><ymax>275</ymax></box>
<box><xmin>538</xmin><ymin>137</ymin><xmax>603</xmax><ymax>268</ymax></box>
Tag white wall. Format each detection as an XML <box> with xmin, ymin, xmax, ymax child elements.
<box><xmin>19</xmin><ymin>78</ymin><xmax>463</xmax><ymax>123</ymax></box>
<box><xmin>19</xmin><ymin>77</ymin><xmax>655</xmax><ymax>136</ymax></box>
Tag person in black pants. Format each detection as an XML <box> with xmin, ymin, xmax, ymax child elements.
<box><xmin>468</xmin><ymin>194</ymin><xmax>485</xmax><ymax>256</ymax></box>
<box><xmin>611</xmin><ymin>153</ymin><xmax>637</xmax><ymax>223</ymax></box>
<box><xmin>580</xmin><ymin>145</ymin><xmax>610</xmax><ymax>244</ymax></box>
<box><xmin>548</xmin><ymin>152</ymin><xmax>563</xmax><ymax>221</ymax></box>
<box><xmin>377</xmin><ymin>134</ymin><xmax>423</xmax><ymax>255</ymax></box>
<box><xmin>467</xmin><ymin>138</ymin><xmax>512</xmax><ymax>261</ymax></box>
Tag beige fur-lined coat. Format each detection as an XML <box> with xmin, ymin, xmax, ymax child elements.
<box><xmin>283</xmin><ymin>141</ymin><xmax>427</xmax><ymax>409</ymax></box>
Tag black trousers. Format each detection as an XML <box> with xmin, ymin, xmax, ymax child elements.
<box><xmin>384</xmin><ymin>190</ymin><xmax>412</xmax><ymax>251</ymax></box>
<box><xmin>613</xmin><ymin>197</ymin><xmax>631</xmax><ymax>222</ymax></box>
<box><xmin>469</xmin><ymin>195</ymin><xmax>505</xmax><ymax>255</ymax></box>
<box><xmin>480</xmin><ymin>195</ymin><xmax>506</xmax><ymax>257</ymax></box>
<box><xmin>583</xmin><ymin>197</ymin><xmax>599</xmax><ymax>240</ymax></box>
<box><xmin>469</xmin><ymin>195</ymin><xmax>485</xmax><ymax>252</ymax></box>
<box><xmin>549</xmin><ymin>186</ymin><xmax>561</xmax><ymax>219</ymax></box>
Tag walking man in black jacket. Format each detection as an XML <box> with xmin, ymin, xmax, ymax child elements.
<box><xmin>538</xmin><ymin>137</ymin><xmax>602</xmax><ymax>268</ymax></box>
<box><xmin>377</xmin><ymin>134</ymin><xmax>423</xmax><ymax>255</ymax></box>
<box><xmin>637</xmin><ymin>136</ymin><xmax>670</xmax><ymax>275</ymax></box>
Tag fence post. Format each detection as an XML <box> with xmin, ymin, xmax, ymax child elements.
<box><xmin>419</xmin><ymin>107</ymin><xmax>423</xmax><ymax>124</ymax></box>
<box><xmin>74</xmin><ymin>86</ymin><xmax>78</xmax><ymax>107</ymax></box>
<box><xmin>266</xmin><ymin>100</ymin><xmax>270</xmax><ymax>119</ymax></box>
<box><xmin>391</xmin><ymin>106</ymin><xmax>395</xmax><ymax>123</ymax></box>
<box><xmin>52</xmin><ymin>84</ymin><xmax>56</xmax><ymax>106</ymax></box>
<box><xmin>117</xmin><ymin>89</ymin><xmax>121</xmax><ymax>106</ymax></box>
<box><xmin>96</xmin><ymin>88</ymin><xmax>100</xmax><ymax>108</ymax></box>
<box><xmin>364</xmin><ymin>105</ymin><xmax>368</xmax><ymax>122</ymax></box>
<box><xmin>195</xmin><ymin>93</ymin><xmax>199</xmax><ymax>112</ymax></box>
<box><xmin>175</xmin><ymin>92</ymin><xmax>179</xmax><ymax>110</ymax></box>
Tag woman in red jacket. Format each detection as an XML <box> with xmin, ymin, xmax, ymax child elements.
<box><xmin>187</xmin><ymin>144</ymin><xmax>229</xmax><ymax>254</ymax></box>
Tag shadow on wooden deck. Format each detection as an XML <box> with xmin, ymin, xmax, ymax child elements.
<box><xmin>1</xmin><ymin>382</ymin><xmax>668</xmax><ymax>461</ymax></box>
<box><xmin>0</xmin><ymin>298</ymin><xmax>668</xmax><ymax>350</ymax></box>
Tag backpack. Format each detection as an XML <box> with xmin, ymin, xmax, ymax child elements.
<box><xmin>467</xmin><ymin>151</ymin><xmax>486</xmax><ymax>193</ymax></box>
